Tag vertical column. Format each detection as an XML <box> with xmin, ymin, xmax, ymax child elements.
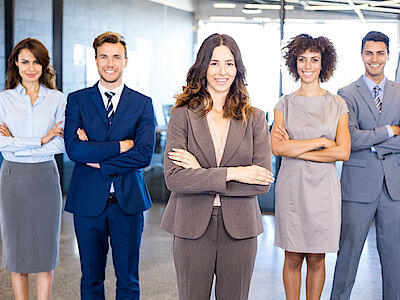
<box><xmin>5</xmin><ymin>0</ymin><xmax>14</xmax><ymax>70</ymax></box>
<box><xmin>53</xmin><ymin>0</ymin><xmax>64</xmax><ymax>192</ymax></box>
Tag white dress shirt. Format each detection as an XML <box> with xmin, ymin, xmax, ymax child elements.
<box><xmin>97</xmin><ymin>82</ymin><xmax>124</xmax><ymax>193</ymax></box>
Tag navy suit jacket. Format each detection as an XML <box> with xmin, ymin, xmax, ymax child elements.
<box><xmin>64</xmin><ymin>83</ymin><xmax>155</xmax><ymax>217</ymax></box>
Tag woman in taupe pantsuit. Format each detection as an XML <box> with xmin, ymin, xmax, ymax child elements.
<box><xmin>161</xmin><ymin>33</ymin><xmax>274</xmax><ymax>300</ymax></box>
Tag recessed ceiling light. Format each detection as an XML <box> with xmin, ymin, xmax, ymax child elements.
<box><xmin>242</xmin><ymin>8</ymin><xmax>262</xmax><ymax>14</ymax></box>
<box><xmin>213</xmin><ymin>3</ymin><xmax>236</xmax><ymax>9</ymax></box>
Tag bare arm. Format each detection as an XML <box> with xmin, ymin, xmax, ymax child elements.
<box><xmin>297</xmin><ymin>112</ymin><xmax>351</xmax><ymax>162</ymax></box>
<box><xmin>271</xmin><ymin>109</ymin><xmax>334</xmax><ymax>158</ymax></box>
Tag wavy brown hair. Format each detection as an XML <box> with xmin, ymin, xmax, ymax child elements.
<box><xmin>283</xmin><ymin>34</ymin><xmax>337</xmax><ymax>83</ymax></box>
<box><xmin>6</xmin><ymin>38</ymin><xmax>56</xmax><ymax>90</ymax></box>
<box><xmin>174</xmin><ymin>33</ymin><xmax>252</xmax><ymax>121</ymax></box>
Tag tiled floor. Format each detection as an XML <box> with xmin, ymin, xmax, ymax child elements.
<box><xmin>0</xmin><ymin>203</ymin><xmax>382</xmax><ymax>299</ymax></box>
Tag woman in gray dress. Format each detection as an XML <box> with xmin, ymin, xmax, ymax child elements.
<box><xmin>0</xmin><ymin>38</ymin><xmax>65</xmax><ymax>300</ymax></box>
<box><xmin>271</xmin><ymin>34</ymin><xmax>351</xmax><ymax>300</ymax></box>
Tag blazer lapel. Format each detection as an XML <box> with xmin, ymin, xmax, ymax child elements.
<box><xmin>89</xmin><ymin>83</ymin><xmax>109</xmax><ymax>126</ymax></box>
<box><xmin>220</xmin><ymin>117</ymin><xmax>246</xmax><ymax>167</ymax></box>
<box><xmin>355</xmin><ymin>77</ymin><xmax>380</xmax><ymax>123</ymax></box>
<box><xmin>380</xmin><ymin>80</ymin><xmax>395</xmax><ymax>123</ymax></box>
<box><xmin>188</xmin><ymin>109</ymin><xmax>217</xmax><ymax>167</ymax></box>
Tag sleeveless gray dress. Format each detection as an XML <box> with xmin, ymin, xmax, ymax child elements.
<box><xmin>274</xmin><ymin>92</ymin><xmax>348</xmax><ymax>253</ymax></box>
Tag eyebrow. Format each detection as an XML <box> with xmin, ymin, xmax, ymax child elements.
<box><xmin>210</xmin><ymin>59</ymin><xmax>234</xmax><ymax>62</ymax></box>
<box><xmin>298</xmin><ymin>55</ymin><xmax>320</xmax><ymax>59</ymax></box>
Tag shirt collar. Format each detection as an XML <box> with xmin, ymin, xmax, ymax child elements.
<box><xmin>98</xmin><ymin>81</ymin><xmax>124</xmax><ymax>96</ymax></box>
<box><xmin>15</xmin><ymin>83</ymin><xmax>48</xmax><ymax>97</ymax></box>
<box><xmin>362</xmin><ymin>75</ymin><xmax>386</xmax><ymax>93</ymax></box>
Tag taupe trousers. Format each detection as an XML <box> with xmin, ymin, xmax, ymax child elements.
<box><xmin>173</xmin><ymin>207</ymin><xmax>257</xmax><ymax>300</ymax></box>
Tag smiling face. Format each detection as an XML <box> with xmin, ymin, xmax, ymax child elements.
<box><xmin>15</xmin><ymin>48</ymin><xmax>43</xmax><ymax>85</ymax></box>
<box><xmin>362</xmin><ymin>41</ymin><xmax>388</xmax><ymax>83</ymax></box>
<box><xmin>296</xmin><ymin>49</ymin><xmax>322</xmax><ymax>84</ymax></box>
<box><xmin>206</xmin><ymin>45</ymin><xmax>237</xmax><ymax>99</ymax></box>
<box><xmin>95</xmin><ymin>42</ymin><xmax>128</xmax><ymax>89</ymax></box>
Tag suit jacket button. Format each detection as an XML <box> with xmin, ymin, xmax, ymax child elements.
<box><xmin>382</xmin><ymin>157</ymin><xmax>385</xmax><ymax>160</ymax></box>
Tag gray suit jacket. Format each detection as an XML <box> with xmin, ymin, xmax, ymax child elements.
<box><xmin>160</xmin><ymin>105</ymin><xmax>272</xmax><ymax>239</ymax></box>
<box><xmin>339</xmin><ymin>76</ymin><xmax>400</xmax><ymax>202</ymax></box>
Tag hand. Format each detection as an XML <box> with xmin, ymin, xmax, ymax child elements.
<box><xmin>86</xmin><ymin>163</ymin><xmax>100</xmax><ymax>169</ymax></box>
<box><xmin>77</xmin><ymin>128</ymin><xmax>88</xmax><ymax>141</ymax></box>
<box><xmin>41</xmin><ymin>121</ymin><xmax>63</xmax><ymax>145</ymax></box>
<box><xmin>0</xmin><ymin>122</ymin><xmax>12</xmax><ymax>137</ymax></box>
<box><xmin>274</xmin><ymin>125</ymin><xmax>289</xmax><ymax>141</ymax></box>
<box><xmin>227</xmin><ymin>165</ymin><xmax>274</xmax><ymax>185</ymax></box>
<box><xmin>321</xmin><ymin>137</ymin><xmax>336</xmax><ymax>148</ymax></box>
<box><xmin>120</xmin><ymin>140</ymin><xmax>134</xmax><ymax>153</ymax></box>
<box><xmin>391</xmin><ymin>125</ymin><xmax>400</xmax><ymax>136</ymax></box>
<box><xmin>168</xmin><ymin>148</ymin><xmax>201</xmax><ymax>169</ymax></box>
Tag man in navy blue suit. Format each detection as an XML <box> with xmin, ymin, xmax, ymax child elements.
<box><xmin>64</xmin><ymin>31</ymin><xmax>155</xmax><ymax>300</ymax></box>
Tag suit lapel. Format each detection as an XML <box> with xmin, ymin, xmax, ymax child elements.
<box><xmin>380</xmin><ymin>80</ymin><xmax>395</xmax><ymax>123</ymax></box>
<box><xmin>89</xmin><ymin>83</ymin><xmax>109</xmax><ymax>126</ymax></box>
<box><xmin>355</xmin><ymin>77</ymin><xmax>380</xmax><ymax>123</ymax></box>
<box><xmin>220</xmin><ymin>117</ymin><xmax>246</xmax><ymax>167</ymax></box>
<box><xmin>188</xmin><ymin>109</ymin><xmax>217</xmax><ymax>167</ymax></box>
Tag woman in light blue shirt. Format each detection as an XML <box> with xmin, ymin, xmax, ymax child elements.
<box><xmin>0</xmin><ymin>38</ymin><xmax>65</xmax><ymax>300</ymax></box>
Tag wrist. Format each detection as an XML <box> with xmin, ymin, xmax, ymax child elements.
<box><xmin>226</xmin><ymin>167</ymin><xmax>239</xmax><ymax>182</ymax></box>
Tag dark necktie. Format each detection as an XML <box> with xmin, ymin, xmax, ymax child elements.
<box><xmin>105</xmin><ymin>91</ymin><xmax>115</xmax><ymax>124</ymax></box>
<box><xmin>373</xmin><ymin>86</ymin><xmax>382</xmax><ymax>114</ymax></box>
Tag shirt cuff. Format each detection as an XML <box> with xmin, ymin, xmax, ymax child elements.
<box><xmin>386</xmin><ymin>125</ymin><xmax>394</xmax><ymax>138</ymax></box>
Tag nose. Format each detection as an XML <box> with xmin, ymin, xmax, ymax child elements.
<box><xmin>371</xmin><ymin>53</ymin><xmax>378</xmax><ymax>62</ymax></box>
<box><xmin>28</xmin><ymin>62</ymin><xmax>35</xmax><ymax>71</ymax></box>
<box><xmin>305</xmin><ymin>59</ymin><xmax>312</xmax><ymax>68</ymax></box>
<box><xmin>218</xmin><ymin>64</ymin><xmax>227</xmax><ymax>75</ymax></box>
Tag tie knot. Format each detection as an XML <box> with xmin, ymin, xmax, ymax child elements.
<box><xmin>373</xmin><ymin>86</ymin><xmax>380</xmax><ymax>95</ymax></box>
<box><xmin>105</xmin><ymin>91</ymin><xmax>115</xmax><ymax>100</ymax></box>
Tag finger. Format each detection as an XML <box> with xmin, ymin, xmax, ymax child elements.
<box><xmin>54</xmin><ymin>121</ymin><xmax>63</xmax><ymax>128</ymax></box>
<box><xmin>171</xmin><ymin>160</ymin><xmax>190</xmax><ymax>169</ymax></box>
<box><xmin>171</xmin><ymin>148</ymin><xmax>191</xmax><ymax>154</ymax></box>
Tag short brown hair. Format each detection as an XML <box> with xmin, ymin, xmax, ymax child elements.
<box><xmin>93</xmin><ymin>31</ymin><xmax>127</xmax><ymax>57</ymax></box>
<box><xmin>174</xmin><ymin>33</ymin><xmax>253</xmax><ymax>122</ymax></box>
<box><xmin>283</xmin><ymin>34</ymin><xmax>337</xmax><ymax>83</ymax></box>
<box><xmin>6</xmin><ymin>38</ymin><xmax>56</xmax><ymax>90</ymax></box>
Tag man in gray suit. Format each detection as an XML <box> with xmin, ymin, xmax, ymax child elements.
<box><xmin>331</xmin><ymin>31</ymin><xmax>400</xmax><ymax>300</ymax></box>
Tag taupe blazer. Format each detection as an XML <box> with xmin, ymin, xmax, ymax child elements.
<box><xmin>161</xmin><ymin>105</ymin><xmax>272</xmax><ymax>239</ymax></box>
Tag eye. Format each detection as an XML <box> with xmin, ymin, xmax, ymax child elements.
<box><xmin>210</xmin><ymin>62</ymin><xmax>217</xmax><ymax>66</ymax></box>
<box><xmin>33</xmin><ymin>60</ymin><xmax>40</xmax><ymax>64</ymax></box>
<box><xmin>227</xmin><ymin>62</ymin><xmax>235</xmax><ymax>66</ymax></box>
<box><xmin>312</xmin><ymin>58</ymin><xmax>319</xmax><ymax>63</ymax></box>
<box><xmin>298</xmin><ymin>58</ymin><xmax>304</xmax><ymax>62</ymax></box>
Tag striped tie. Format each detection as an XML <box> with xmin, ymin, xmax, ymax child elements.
<box><xmin>373</xmin><ymin>86</ymin><xmax>382</xmax><ymax>114</ymax></box>
<box><xmin>105</xmin><ymin>91</ymin><xmax>115</xmax><ymax>124</ymax></box>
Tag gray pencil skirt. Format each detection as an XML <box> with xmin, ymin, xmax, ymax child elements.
<box><xmin>0</xmin><ymin>159</ymin><xmax>62</xmax><ymax>273</ymax></box>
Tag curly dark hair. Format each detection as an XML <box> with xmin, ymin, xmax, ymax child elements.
<box><xmin>174</xmin><ymin>33</ymin><xmax>253</xmax><ymax>122</ymax></box>
<box><xmin>283</xmin><ymin>34</ymin><xmax>337</xmax><ymax>83</ymax></box>
<box><xmin>6</xmin><ymin>38</ymin><xmax>56</xmax><ymax>90</ymax></box>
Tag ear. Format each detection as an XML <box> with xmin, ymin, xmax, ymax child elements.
<box><xmin>124</xmin><ymin>57</ymin><xmax>128</xmax><ymax>68</ymax></box>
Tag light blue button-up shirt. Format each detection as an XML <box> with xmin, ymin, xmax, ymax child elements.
<box><xmin>0</xmin><ymin>83</ymin><xmax>66</xmax><ymax>163</ymax></box>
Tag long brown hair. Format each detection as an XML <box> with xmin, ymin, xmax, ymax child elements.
<box><xmin>174</xmin><ymin>33</ymin><xmax>252</xmax><ymax>121</ymax></box>
<box><xmin>6</xmin><ymin>38</ymin><xmax>56</xmax><ymax>90</ymax></box>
